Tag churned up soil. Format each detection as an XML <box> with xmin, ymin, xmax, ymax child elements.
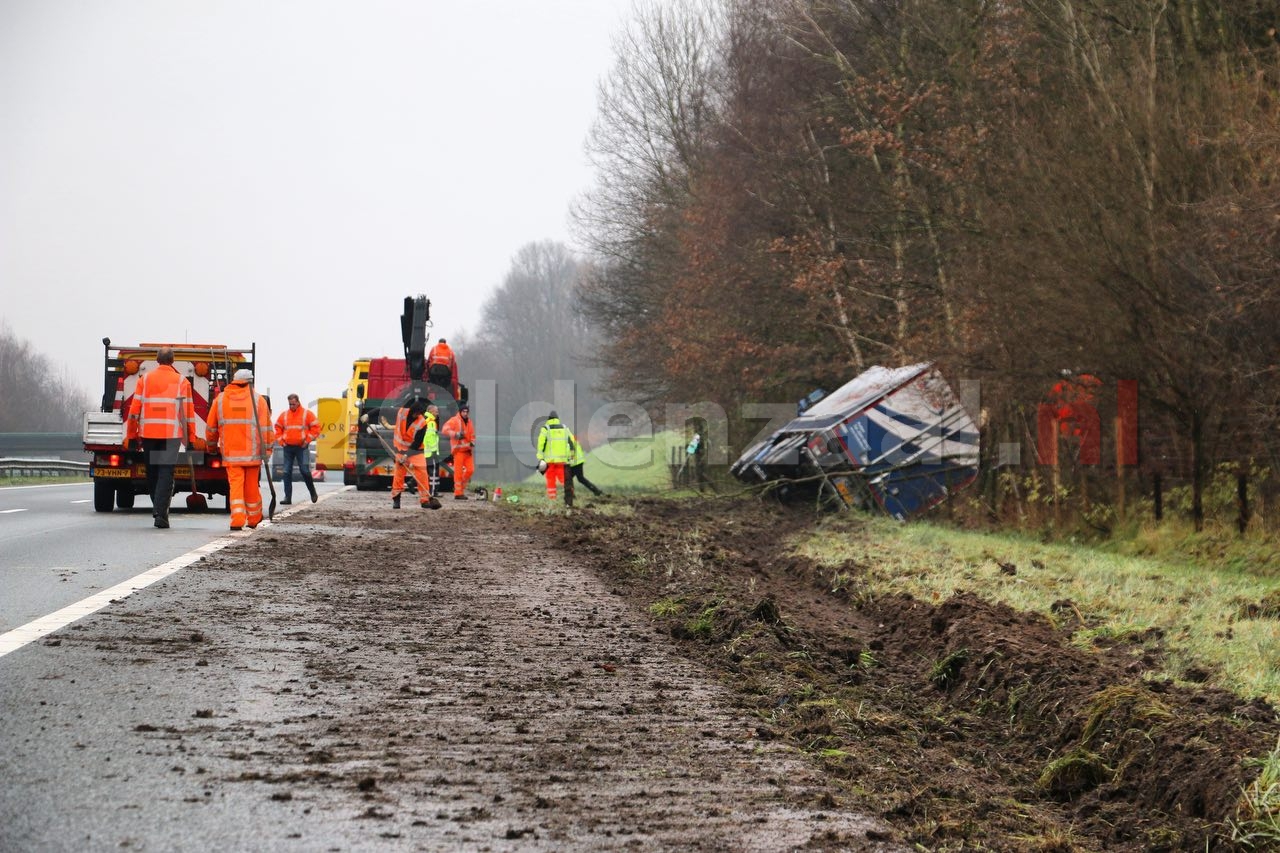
<box><xmin>538</xmin><ymin>497</ymin><xmax>1280</xmax><ymax>852</ymax></box>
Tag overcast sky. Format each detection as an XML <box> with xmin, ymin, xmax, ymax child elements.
<box><xmin>1</xmin><ymin>0</ymin><xmax>633</xmax><ymax>416</ymax></box>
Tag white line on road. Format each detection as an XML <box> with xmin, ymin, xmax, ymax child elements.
<box><xmin>0</xmin><ymin>486</ymin><xmax>353</xmax><ymax>658</ymax></box>
<box><xmin>0</xmin><ymin>535</ymin><xmax>238</xmax><ymax>658</ymax></box>
<box><xmin>70</xmin><ymin>499</ymin><xmax>91</xmax><ymax>504</ymax></box>
<box><xmin>0</xmin><ymin>508</ymin><xmax>28</xmax><ymax>514</ymax></box>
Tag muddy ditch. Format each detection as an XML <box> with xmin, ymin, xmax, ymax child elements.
<box><xmin>536</xmin><ymin>496</ymin><xmax>1280</xmax><ymax>852</ymax></box>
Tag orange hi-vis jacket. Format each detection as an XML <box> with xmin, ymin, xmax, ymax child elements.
<box><xmin>275</xmin><ymin>406</ymin><xmax>320</xmax><ymax>447</ymax></box>
<box><xmin>206</xmin><ymin>381</ymin><xmax>274</xmax><ymax>466</ymax></box>
<box><xmin>394</xmin><ymin>407</ymin><xmax>428</xmax><ymax>454</ymax></box>
<box><xmin>126</xmin><ymin>364</ymin><xmax>197</xmax><ymax>444</ymax></box>
<box><xmin>427</xmin><ymin>342</ymin><xmax>456</xmax><ymax>373</ymax></box>
<box><xmin>441</xmin><ymin>413</ymin><xmax>475</xmax><ymax>452</ymax></box>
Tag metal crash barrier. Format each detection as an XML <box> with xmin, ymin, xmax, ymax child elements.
<box><xmin>0</xmin><ymin>458</ymin><xmax>91</xmax><ymax>478</ymax></box>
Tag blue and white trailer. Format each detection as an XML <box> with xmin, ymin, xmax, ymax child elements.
<box><xmin>730</xmin><ymin>362</ymin><xmax>980</xmax><ymax>520</ymax></box>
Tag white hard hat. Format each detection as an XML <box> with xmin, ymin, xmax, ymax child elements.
<box><xmin>233</xmin><ymin>368</ymin><xmax>253</xmax><ymax>382</ymax></box>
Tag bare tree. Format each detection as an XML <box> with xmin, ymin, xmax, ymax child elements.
<box><xmin>0</xmin><ymin>322</ymin><xmax>93</xmax><ymax>432</ymax></box>
<box><xmin>461</xmin><ymin>242</ymin><xmax>608</xmax><ymax>481</ymax></box>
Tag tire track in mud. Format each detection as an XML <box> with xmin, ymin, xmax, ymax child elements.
<box><xmin>9</xmin><ymin>492</ymin><xmax>903</xmax><ymax>851</ymax></box>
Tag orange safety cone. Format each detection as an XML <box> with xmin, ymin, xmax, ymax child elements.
<box><xmin>493</xmin><ymin>486</ymin><xmax>502</xmax><ymax>503</ymax></box>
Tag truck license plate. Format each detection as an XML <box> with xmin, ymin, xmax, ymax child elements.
<box><xmin>174</xmin><ymin>466</ymin><xmax>194</xmax><ymax>478</ymax></box>
<box><xmin>94</xmin><ymin>468</ymin><xmax>132</xmax><ymax>479</ymax></box>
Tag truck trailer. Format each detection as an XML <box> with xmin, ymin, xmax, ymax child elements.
<box><xmin>731</xmin><ymin>362</ymin><xmax>980</xmax><ymax>519</ymax></box>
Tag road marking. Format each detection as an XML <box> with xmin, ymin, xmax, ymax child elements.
<box><xmin>70</xmin><ymin>499</ymin><xmax>91</xmax><ymax>504</ymax></box>
<box><xmin>0</xmin><ymin>508</ymin><xmax>28</xmax><ymax>514</ymax></box>
<box><xmin>0</xmin><ymin>535</ymin><xmax>238</xmax><ymax>658</ymax></box>
<box><xmin>0</xmin><ymin>486</ymin><xmax>353</xmax><ymax>659</ymax></box>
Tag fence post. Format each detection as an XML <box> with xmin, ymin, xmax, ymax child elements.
<box><xmin>1238</xmin><ymin>471</ymin><xmax>1249</xmax><ymax>535</ymax></box>
<box><xmin>1115</xmin><ymin>416</ymin><xmax>1126</xmax><ymax>521</ymax></box>
<box><xmin>1153</xmin><ymin>473</ymin><xmax>1163</xmax><ymax>522</ymax></box>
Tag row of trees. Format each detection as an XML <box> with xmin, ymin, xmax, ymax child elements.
<box><xmin>453</xmin><ymin>241</ymin><xmax>610</xmax><ymax>483</ymax></box>
<box><xmin>0</xmin><ymin>322</ymin><xmax>92</xmax><ymax>432</ymax></box>
<box><xmin>574</xmin><ymin>0</ymin><xmax>1280</xmax><ymax>524</ymax></box>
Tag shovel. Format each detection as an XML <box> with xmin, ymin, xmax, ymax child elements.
<box><xmin>262</xmin><ymin>451</ymin><xmax>278</xmax><ymax>520</ymax></box>
<box><xmin>185</xmin><ymin>448</ymin><xmax>208</xmax><ymax>512</ymax></box>
<box><xmin>367</xmin><ymin>425</ymin><xmax>438</xmax><ymax>506</ymax></box>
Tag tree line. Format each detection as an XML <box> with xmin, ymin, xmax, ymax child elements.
<box><xmin>454</xmin><ymin>241</ymin><xmax>610</xmax><ymax>483</ymax></box>
<box><xmin>0</xmin><ymin>322</ymin><xmax>93</xmax><ymax>432</ymax></box>
<box><xmin>573</xmin><ymin>0</ymin><xmax>1280</xmax><ymax>525</ymax></box>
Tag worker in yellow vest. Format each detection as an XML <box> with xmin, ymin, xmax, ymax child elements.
<box><xmin>536</xmin><ymin>411</ymin><xmax>578</xmax><ymax>505</ymax></box>
<box><xmin>568</xmin><ymin>432</ymin><xmax>604</xmax><ymax>497</ymax></box>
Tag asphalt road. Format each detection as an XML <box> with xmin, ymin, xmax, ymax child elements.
<box><xmin>0</xmin><ymin>486</ymin><xmax>367</xmax><ymax>852</ymax></box>
<box><xmin>0</xmin><ymin>477</ymin><xmax>344</xmax><ymax>637</ymax></box>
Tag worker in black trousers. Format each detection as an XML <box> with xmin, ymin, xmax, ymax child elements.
<box><xmin>569</xmin><ymin>432</ymin><xmax>604</xmax><ymax>497</ymax></box>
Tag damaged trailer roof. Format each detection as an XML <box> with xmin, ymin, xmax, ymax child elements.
<box><xmin>731</xmin><ymin>363</ymin><xmax>980</xmax><ymax>520</ymax></box>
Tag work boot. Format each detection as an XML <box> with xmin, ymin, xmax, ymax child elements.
<box><xmin>154</xmin><ymin>518</ymin><xmax>169</xmax><ymax>529</ymax></box>
<box><xmin>309</xmin><ymin>486</ymin><xmax>318</xmax><ymax>503</ymax></box>
<box><xmin>454</xmin><ymin>494</ymin><xmax>468</xmax><ymax>500</ymax></box>
<box><xmin>425</xmin><ymin>497</ymin><xmax>443</xmax><ymax>510</ymax></box>
<box><xmin>392</xmin><ymin>495</ymin><xmax>401</xmax><ymax>509</ymax></box>
<box><xmin>230</xmin><ymin>525</ymin><xmax>243</xmax><ymax>531</ymax></box>
<box><xmin>281</xmin><ymin>498</ymin><xmax>292</xmax><ymax>505</ymax></box>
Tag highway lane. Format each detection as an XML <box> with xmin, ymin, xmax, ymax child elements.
<box><xmin>0</xmin><ymin>478</ymin><xmax>345</xmax><ymax>636</ymax></box>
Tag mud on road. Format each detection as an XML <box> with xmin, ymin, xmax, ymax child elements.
<box><xmin>5</xmin><ymin>492</ymin><xmax>903</xmax><ymax>852</ymax></box>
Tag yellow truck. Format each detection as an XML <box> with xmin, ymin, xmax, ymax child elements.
<box><xmin>342</xmin><ymin>358</ymin><xmax>371</xmax><ymax>486</ymax></box>
<box><xmin>313</xmin><ymin>397</ymin><xmax>347</xmax><ymax>476</ymax></box>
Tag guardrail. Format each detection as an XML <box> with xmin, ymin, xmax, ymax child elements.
<box><xmin>0</xmin><ymin>457</ymin><xmax>91</xmax><ymax>478</ymax></box>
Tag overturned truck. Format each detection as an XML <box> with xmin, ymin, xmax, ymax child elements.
<box><xmin>730</xmin><ymin>363</ymin><xmax>980</xmax><ymax>520</ymax></box>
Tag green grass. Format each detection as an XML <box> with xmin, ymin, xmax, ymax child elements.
<box><xmin>1232</xmin><ymin>736</ymin><xmax>1280</xmax><ymax>849</ymax></box>
<box><xmin>517</xmin><ymin>430</ymin><xmax>690</xmax><ymax>493</ymax></box>
<box><xmin>795</xmin><ymin>517</ymin><xmax>1280</xmax><ymax>704</ymax></box>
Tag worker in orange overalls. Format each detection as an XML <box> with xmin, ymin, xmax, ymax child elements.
<box><xmin>426</xmin><ymin>337</ymin><xmax>458</xmax><ymax>397</ymax></box>
<box><xmin>125</xmin><ymin>345</ymin><xmax>198</xmax><ymax>525</ymax></box>
<box><xmin>441</xmin><ymin>401</ymin><xmax>475</xmax><ymax>500</ymax></box>
<box><xmin>126</xmin><ymin>346</ymin><xmax>199</xmax><ymax>529</ymax></box>
<box><xmin>390</xmin><ymin>398</ymin><xmax>442</xmax><ymax>510</ymax></box>
<box><xmin>206</xmin><ymin>368</ymin><xmax>274</xmax><ymax>530</ymax></box>
<box><xmin>274</xmin><ymin>393</ymin><xmax>320</xmax><ymax>504</ymax></box>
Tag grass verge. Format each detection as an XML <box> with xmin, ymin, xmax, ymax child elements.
<box><xmin>794</xmin><ymin>515</ymin><xmax>1280</xmax><ymax>704</ymax></box>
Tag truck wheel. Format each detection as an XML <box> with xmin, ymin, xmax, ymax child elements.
<box><xmin>356</xmin><ymin>476</ymin><xmax>377</xmax><ymax>491</ymax></box>
<box><xmin>93</xmin><ymin>479</ymin><xmax>115</xmax><ymax>512</ymax></box>
<box><xmin>343</xmin><ymin>469</ymin><xmax>356</xmax><ymax>486</ymax></box>
<box><xmin>116</xmin><ymin>488</ymin><xmax>136</xmax><ymax>509</ymax></box>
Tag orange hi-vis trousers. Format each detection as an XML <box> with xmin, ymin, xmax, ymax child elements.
<box><xmin>392</xmin><ymin>453</ymin><xmax>433</xmax><ymax>505</ymax></box>
<box><xmin>544</xmin><ymin>462</ymin><xmax>565</xmax><ymax>499</ymax></box>
<box><xmin>226</xmin><ymin>464</ymin><xmax>264</xmax><ymax>529</ymax></box>
<box><xmin>452</xmin><ymin>450</ymin><xmax>473</xmax><ymax>496</ymax></box>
